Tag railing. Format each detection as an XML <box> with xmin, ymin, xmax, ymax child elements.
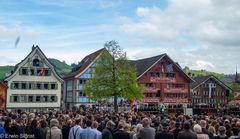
<box><xmin>141</xmin><ymin>97</ymin><xmax>160</xmax><ymax>103</ymax></box>
<box><xmin>145</xmin><ymin>88</ymin><xmax>159</xmax><ymax>93</ymax></box>
<box><xmin>150</xmin><ymin>77</ymin><xmax>176</xmax><ymax>83</ymax></box>
<box><xmin>164</xmin><ymin>88</ymin><xmax>188</xmax><ymax>93</ymax></box>
<box><xmin>161</xmin><ymin>97</ymin><xmax>188</xmax><ymax>103</ymax></box>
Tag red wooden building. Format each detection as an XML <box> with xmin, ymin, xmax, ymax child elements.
<box><xmin>0</xmin><ymin>81</ymin><xmax>7</xmax><ymax>110</ymax></box>
<box><xmin>131</xmin><ymin>54</ymin><xmax>193</xmax><ymax>113</ymax></box>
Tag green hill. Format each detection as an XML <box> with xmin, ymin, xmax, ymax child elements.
<box><xmin>0</xmin><ymin>66</ymin><xmax>15</xmax><ymax>80</ymax></box>
<box><xmin>0</xmin><ymin>58</ymin><xmax>72</xmax><ymax>80</ymax></box>
<box><xmin>183</xmin><ymin>66</ymin><xmax>225</xmax><ymax>79</ymax></box>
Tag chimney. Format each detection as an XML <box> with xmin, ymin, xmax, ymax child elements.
<box><xmin>32</xmin><ymin>44</ymin><xmax>35</xmax><ymax>50</ymax></box>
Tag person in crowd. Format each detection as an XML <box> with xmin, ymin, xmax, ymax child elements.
<box><xmin>40</xmin><ymin>119</ymin><xmax>49</xmax><ymax>139</ymax></box>
<box><xmin>171</xmin><ymin>122</ymin><xmax>182</xmax><ymax>139</ymax></box>
<box><xmin>214</xmin><ymin>126</ymin><xmax>228</xmax><ymax>139</ymax></box>
<box><xmin>208</xmin><ymin>126</ymin><xmax>217</xmax><ymax>137</ymax></box>
<box><xmin>137</xmin><ymin>117</ymin><xmax>155</xmax><ymax>139</ymax></box>
<box><xmin>80</xmin><ymin>120</ymin><xmax>98</xmax><ymax>139</ymax></box>
<box><xmin>177</xmin><ymin>121</ymin><xmax>197</xmax><ymax>139</ymax></box>
<box><xmin>200</xmin><ymin>120</ymin><xmax>214</xmax><ymax>139</ymax></box>
<box><xmin>68</xmin><ymin>118</ymin><xmax>82</xmax><ymax>139</ymax></box>
<box><xmin>92</xmin><ymin>121</ymin><xmax>102</xmax><ymax>139</ymax></box>
<box><xmin>228</xmin><ymin>127</ymin><xmax>239</xmax><ymax>139</ymax></box>
<box><xmin>133</xmin><ymin>124</ymin><xmax>143</xmax><ymax>139</ymax></box>
<box><xmin>62</xmin><ymin>119</ymin><xmax>72</xmax><ymax>139</ymax></box>
<box><xmin>155</xmin><ymin>122</ymin><xmax>174</xmax><ymax>139</ymax></box>
<box><xmin>113</xmin><ymin>121</ymin><xmax>131</xmax><ymax>139</ymax></box>
<box><xmin>193</xmin><ymin>124</ymin><xmax>210</xmax><ymax>139</ymax></box>
<box><xmin>102</xmin><ymin>120</ymin><xmax>115</xmax><ymax>139</ymax></box>
<box><xmin>46</xmin><ymin>119</ymin><xmax>62</xmax><ymax>139</ymax></box>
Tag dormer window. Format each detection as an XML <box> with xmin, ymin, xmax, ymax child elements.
<box><xmin>33</xmin><ymin>58</ymin><xmax>40</xmax><ymax>67</ymax></box>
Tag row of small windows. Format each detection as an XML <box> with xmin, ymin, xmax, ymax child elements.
<box><xmin>11</xmin><ymin>82</ymin><xmax>58</xmax><ymax>90</ymax></box>
<box><xmin>10</xmin><ymin>95</ymin><xmax>58</xmax><ymax>103</ymax></box>
<box><xmin>19</xmin><ymin>68</ymin><xmax>51</xmax><ymax>76</ymax></box>
<box><xmin>149</xmin><ymin>72</ymin><xmax>175</xmax><ymax>78</ymax></box>
<box><xmin>193</xmin><ymin>91</ymin><xmax>225</xmax><ymax>96</ymax></box>
<box><xmin>193</xmin><ymin>98</ymin><xmax>227</xmax><ymax>104</ymax></box>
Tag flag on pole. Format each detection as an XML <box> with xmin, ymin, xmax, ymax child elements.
<box><xmin>131</xmin><ymin>99</ymin><xmax>135</xmax><ymax>113</ymax></box>
<box><xmin>39</xmin><ymin>67</ymin><xmax>45</xmax><ymax>76</ymax></box>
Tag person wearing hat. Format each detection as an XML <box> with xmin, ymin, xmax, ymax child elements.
<box><xmin>155</xmin><ymin>122</ymin><xmax>174</xmax><ymax>139</ymax></box>
<box><xmin>46</xmin><ymin>119</ymin><xmax>62</xmax><ymax>139</ymax></box>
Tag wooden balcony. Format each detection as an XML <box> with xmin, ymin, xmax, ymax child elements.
<box><xmin>150</xmin><ymin>77</ymin><xmax>176</xmax><ymax>83</ymax></box>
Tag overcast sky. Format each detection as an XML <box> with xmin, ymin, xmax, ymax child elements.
<box><xmin>0</xmin><ymin>0</ymin><xmax>239</xmax><ymax>74</ymax></box>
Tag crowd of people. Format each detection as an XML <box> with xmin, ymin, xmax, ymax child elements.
<box><xmin>0</xmin><ymin>108</ymin><xmax>240</xmax><ymax>139</ymax></box>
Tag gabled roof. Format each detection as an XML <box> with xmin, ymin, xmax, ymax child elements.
<box><xmin>130</xmin><ymin>53</ymin><xmax>194</xmax><ymax>82</ymax></box>
<box><xmin>64</xmin><ymin>48</ymin><xmax>106</xmax><ymax>79</ymax></box>
<box><xmin>5</xmin><ymin>45</ymin><xmax>63</xmax><ymax>82</ymax></box>
<box><xmin>191</xmin><ymin>75</ymin><xmax>232</xmax><ymax>91</ymax></box>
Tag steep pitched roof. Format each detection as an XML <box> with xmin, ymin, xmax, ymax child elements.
<box><xmin>130</xmin><ymin>54</ymin><xmax>165</xmax><ymax>77</ymax></box>
<box><xmin>130</xmin><ymin>54</ymin><xmax>194</xmax><ymax>82</ymax></box>
<box><xmin>5</xmin><ymin>45</ymin><xmax>63</xmax><ymax>82</ymax></box>
<box><xmin>64</xmin><ymin>48</ymin><xmax>106</xmax><ymax>79</ymax></box>
<box><xmin>191</xmin><ymin>75</ymin><xmax>232</xmax><ymax>91</ymax></box>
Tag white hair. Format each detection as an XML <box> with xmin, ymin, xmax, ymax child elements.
<box><xmin>136</xmin><ymin>124</ymin><xmax>143</xmax><ymax>133</ymax></box>
<box><xmin>193</xmin><ymin>124</ymin><xmax>202</xmax><ymax>133</ymax></box>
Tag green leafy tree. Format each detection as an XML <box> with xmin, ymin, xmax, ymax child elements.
<box><xmin>83</xmin><ymin>40</ymin><xmax>144</xmax><ymax>112</ymax></box>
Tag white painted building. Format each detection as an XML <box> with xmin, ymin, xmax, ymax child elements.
<box><xmin>5</xmin><ymin>45</ymin><xmax>63</xmax><ymax>112</ymax></box>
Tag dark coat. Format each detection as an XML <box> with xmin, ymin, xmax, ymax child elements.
<box><xmin>202</xmin><ymin>128</ymin><xmax>214</xmax><ymax>139</ymax></box>
<box><xmin>62</xmin><ymin>125</ymin><xmax>71</xmax><ymax>139</ymax></box>
<box><xmin>177</xmin><ymin>130</ymin><xmax>197</xmax><ymax>139</ymax></box>
<box><xmin>113</xmin><ymin>130</ymin><xmax>130</xmax><ymax>139</ymax></box>
<box><xmin>171</xmin><ymin>128</ymin><xmax>182</xmax><ymax>139</ymax></box>
<box><xmin>155</xmin><ymin>131</ymin><xmax>174</xmax><ymax>139</ymax></box>
<box><xmin>102</xmin><ymin>128</ymin><xmax>113</xmax><ymax>139</ymax></box>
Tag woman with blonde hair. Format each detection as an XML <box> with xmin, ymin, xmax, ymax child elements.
<box><xmin>208</xmin><ymin>126</ymin><xmax>217</xmax><ymax>137</ymax></box>
<box><xmin>193</xmin><ymin>124</ymin><xmax>210</xmax><ymax>139</ymax></box>
<box><xmin>132</xmin><ymin>124</ymin><xmax>143</xmax><ymax>139</ymax></box>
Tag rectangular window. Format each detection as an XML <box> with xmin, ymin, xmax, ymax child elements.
<box><xmin>13</xmin><ymin>96</ymin><xmax>18</xmax><ymax>102</ymax></box>
<box><xmin>30</xmin><ymin>69</ymin><xmax>34</xmax><ymax>75</ymax></box>
<box><xmin>43</xmin><ymin>96</ymin><xmax>48</xmax><ymax>102</ymax></box>
<box><xmin>51</xmin><ymin>83</ymin><xmax>56</xmax><ymax>89</ymax></box>
<box><xmin>22</xmin><ymin>83</ymin><xmax>27</xmax><ymax>89</ymax></box>
<box><xmin>21</xmin><ymin>96</ymin><xmax>27</xmax><ymax>102</ymax></box>
<box><xmin>14</xmin><ymin>83</ymin><xmax>19</xmax><ymax>89</ymax></box>
<box><xmin>28</xmin><ymin>96</ymin><xmax>33</xmax><ymax>102</ymax></box>
<box><xmin>36</xmin><ymin>83</ymin><xmax>41</xmax><ymax>89</ymax></box>
<box><xmin>44</xmin><ymin>83</ymin><xmax>48</xmax><ymax>89</ymax></box>
<box><xmin>29</xmin><ymin>83</ymin><xmax>32</xmax><ymax>89</ymax></box>
<box><xmin>36</xmin><ymin>96</ymin><xmax>41</xmax><ymax>102</ymax></box>
<box><xmin>45</xmin><ymin>69</ymin><xmax>49</xmax><ymax>76</ymax></box>
<box><xmin>50</xmin><ymin>96</ymin><xmax>56</xmax><ymax>102</ymax></box>
<box><xmin>78</xmin><ymin>91</ymin><xmax>83</xmax><ymax>97</ymax></box>
<box><xmin>22</xmin><ymin>68</ymin><xmax>27</xmax><ymax>75</ymax></box>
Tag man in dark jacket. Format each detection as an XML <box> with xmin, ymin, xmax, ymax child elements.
<box><xmin>102</xmin><ymin>120</ymin><xmax>115</xmax><ymax>139</ymax></box>
<box><xmin>155</xmin><ymin>122</ymin><xmax>174</xmax><ymax>139</ymax></box>
<box><xmin>200</xmin><ymin>120</ymin><xmax>214</xmax><ymax>139</ymax></box>
<box><xmin>177</xmin><ymin>121</ymin><xmax>197</xmax><ymax>139</ymax></box>
<box><xmin>62</xmin><ymin>119</ymin><xmax>72</xmax><ymax>139</ymax></box>
<box><xmin>113</xmin><ymin>121</ymin><xmax>130</xmax><ymax>139</ymax></box>
<box><xmin>171</xmin><ymin>122</ymin><xmax>182</xmax><ymax>139</ymax></box>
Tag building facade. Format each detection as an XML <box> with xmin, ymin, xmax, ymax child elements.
<box><xmin>63</xmin><ymin>48</ymin><xmax>105</xmax><ymax>109</ymax></box>
<box><xmin>0</xmin><ymin>81</ymin><xmax>7</xmax><ymax>110</ymax></box>
<box><xmin>5</xmin><ymin>45</ymin><xmax>63</xmax><ymax>112</ymax></box>
<box><xmin>191</xmin><ymin>75</ymin><xmax>231</xmax><ymax>114</ymax></box>
<box><xmin>131</xmin><ymin>54</ymin><xmax>193</xmax><ymax>113</ymax></box>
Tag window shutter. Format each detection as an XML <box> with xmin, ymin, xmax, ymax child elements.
<box><xmin>48</xmin><ymin>96</ymin><xmax>51</xmax><ymax>102</ymax></box>
<box><xmin>11</xmin><ymin>83</ymin><xmax>14</xmax><ymax>89</ymax></box>
<box><xmin>10</xmin><ymin>96</ymin><xmax>13</xmax><ymax>102</ymax></box>
<box><xmin>48</xmin><ymin>70</ymin><xmax>51</xmax><ymax>76</ymax></box>
<box><xmin>33</xmin><ymin>95</ymin><xmax>36</xmax><ymax>102</ymax></box>
<box><xmin>48</xmin><ymin>83</ymin><xmax>51</xmax><ymax>90</ymax></box>
<box><xmin>55</xmin><ymin>96</ymin><xmax>58</xmax><ymax>102</ymax></box>
<box><xmin>19</xmin><ymin>68</ymin><xmax>22</xmax><ymax>75</ymax></box>
<box><xmin>55</xmin><ymin>83</ymin><xmax>58</xmax><ymax>90</ymax></box>
<box><xmin>17</xmin><ymin>95</ymin><xmax>20</xmax><ymax>102</ymax></box>
<box><xmin>26</xmin><ymin>82</ymin><xmax>29</xmax><ymax>89</ymax></box>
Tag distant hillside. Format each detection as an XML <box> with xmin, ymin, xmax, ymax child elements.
<box><xmin>48</xmin><ymin>58</ymin><xmax>72</xmax><ymax>75</ymax></box>
<box><xmin>183</xmin><ymin>66</ymin><xmax>225</xmax><ymax>79</ymax></box>
<box><xmin>0</xmin><ymin>66</ymin><xmax>15</xmax><ymax>80</ymax></box>
<box><xmin>0</xmin><ymin>58</ymin><xmax>72</xmax><ymax>80</ymax></box>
